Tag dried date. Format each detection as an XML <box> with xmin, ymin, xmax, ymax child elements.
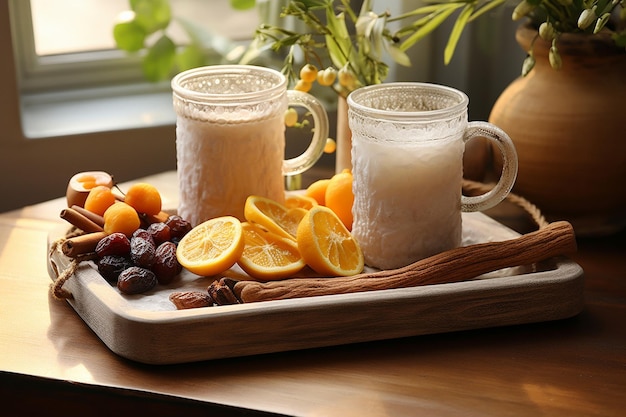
<box><xmin>117</xmin><ymin>266</ymin><xmax>157</xmax><ymax>294</ymax></box>
<box><xmin>152</xmin><ymin>241</ymin><xmax>182</xmax><ymax>284</ymax></box>
<box><xmin>147</xmin><ymin>222</ymin><xmax>171</xmax><ymax>246</ymax></box>
<box><xmin>130</xmin><ymin>236</ymin><xmax>156</xmax><ymax>268</ymax></box>
<box><xmin>95</xmin><ymin>233</ymin><xmax>131</xmax><ymax>258</ymax></box>
<box><xmin>165</xmin><ymin>215</ymin><xmax>192</xmax><ymax>241</ymax></box>
<box><xmin>97</xmin><ymin>255</ymin><xmax>133</xmax><ymax>283</ymax></box>
<box><xmin>169</xmin><ymin>291</ymin><xmax>214</xmax><ymax>310</ymax></box>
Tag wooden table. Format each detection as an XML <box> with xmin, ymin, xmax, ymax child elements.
<box><xmin>1</xmin><ymin>171</ymin><xmax>624</xmax><ymax>417</ymax></box>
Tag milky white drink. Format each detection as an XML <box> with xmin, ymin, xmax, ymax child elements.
<box><xmin>176</xmin><ymin>114</ymin><xmax>285</xmax><ymax>225</ymax></box>
<box><xmin>348</xmin><ymin>83</ymin><xmax>518</xmax><ymax>270</ymax></box>
<box><xmin>172</xmin><ymin>65</ymin><xmax>328</xmax><ymax>226</ymax></box>
<box><xmin>352</xmin><ymin>132</ymin><xmax>465</xmax><ymax>270</ymax></box>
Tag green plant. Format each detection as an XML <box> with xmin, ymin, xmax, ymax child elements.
<box><xmin>112</xmin><ymin>0</ymin><xmax>244</xmax><ymax>81</ymax></box>
<box><xmin>241</xmin><ymin>0</ymin><xmax>626</xmax><ymax>94</ymax></box>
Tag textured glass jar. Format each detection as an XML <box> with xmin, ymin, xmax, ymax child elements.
<box><xmin>348</xmin><ymin>83</ymin><xmax>518</xmax><ymax>269</ymax></box>
<box><xmin>172</xmin><ymin>65</ymin><xmax>328</xmax><ymax>225</ymax></box>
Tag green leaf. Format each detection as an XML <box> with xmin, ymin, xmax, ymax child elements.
<box><xmin>142</xmin><ymin>35</ymin><xmax>176</xmax><ymax>82</ymax></box>
<box><xmin>130</xmin><ymin>0</ymin><xmax>171</xmax><ymax>34</ymax></box>
<box><xmin>175</xmin><ymin>43</ymin><xmax>205</xmax><ymax>72</ymax></box>
<box><xmin>444</xmin><ymin>4</ymin><xmax>474</xmax><ymax>65</ymax></box>
<box><xmin>399</xmin><ymin>5</ymin><xmax>463</xmax><ymax>52</ymax></box>
<box><xmin>230</xmin><ymin>0</ymin><xmax>256</xmax><ymax>10</ymax></box>
<box><xmin>325</xmin><ymin>11</ymin><xmax>355</xmax><ymax>69</ymax></box>
<box><xmin>113</xmin><ymin>19</ymin><xmax>146</xmax><ymax>52</ymax></box>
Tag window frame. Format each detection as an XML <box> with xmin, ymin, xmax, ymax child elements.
<box><xmin>9</xmin><ymin>0</ymin><xmax>149</xmax><ymax>94</ymax></box>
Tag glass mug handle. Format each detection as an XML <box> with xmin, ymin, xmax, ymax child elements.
<box><xmin>282</xmin><ymin>90</ymin><xmax>329</xmax><ymax>176</ymax></box>
<box><xmin>461</xmin><ymin>121</ymin><xmax>519</xmax><ymax>212</ymax></box>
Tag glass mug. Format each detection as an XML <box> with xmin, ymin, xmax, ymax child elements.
<box><xmin>347</xmin><ymin>82</ymin><xmax>518</xmax><ymax>270</ymax></box>
<box><xmin>172</xmin><ymin>65</ymin><xmax>328</xmax><ymax>226</ymax></box>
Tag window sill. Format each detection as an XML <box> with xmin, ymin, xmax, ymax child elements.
<box><xmin>20</xmin><ymin>83</ymin><xmax>175</xmax><ymax>139</ymax></box>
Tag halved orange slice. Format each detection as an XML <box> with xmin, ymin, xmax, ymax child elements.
<box><xmin>296</xmin><ymin>205</ymin><xmax>364</xmax><ymax>276</ymax></box>
<box><xmin>244</xmin><ymin>195</ymin><xmax>306</xmax><ymax>240</ymax></box>
<box><xmin>176</xmin><ymin>216</ymin><xmax>244</xmax><ymax>276</ymax></box>
<box><xmin>237</xmin><ymin>222</ymin><xmax>305</xmax><ymax>281</ymax></box>
<box><xmin>284</xmin><ymin>194</ymin><xmax>318</xmax><ymax>210</ymax></box>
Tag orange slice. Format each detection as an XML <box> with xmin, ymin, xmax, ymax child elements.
<box><xmin>296</xmin><ymin>205</ymin><xmax>364</xmax><ymax>276</ymax></box>
<box><xmin>244</xmin><ymin>195</ymin><xmax>306</xmax><ymax>241</ymax></box>
<box><xmin>176</xmin><ymin>216</ymin><xmax>244</xmax><ymax>276</ymax></box>
<box><xmin>237</xmin><ymin>222</ymin><xmax>305</xmax><ymax>281</ymax></box>
<box><xmin>284</xmin><ymin>194</ymin><xmax>318</xmax><ymax>210</ymax></box>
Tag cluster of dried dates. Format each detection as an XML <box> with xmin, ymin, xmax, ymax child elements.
<box><xmin>95</xmin><ymin>215</ymin><xmax>192</xmax><ymax>294</ymax></box>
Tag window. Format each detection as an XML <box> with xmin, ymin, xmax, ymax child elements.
<box><xmin>12</xmin><ymin>0</ymin><xmax>259</xmax><ymax>93</ymax></box>
<box><xmin>9</xmin><ymin>0</ymin><xmax>259</xmax><ymax>138</ymax></box>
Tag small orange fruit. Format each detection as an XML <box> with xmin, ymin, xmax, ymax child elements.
<box><xmin>296</xmin><ymin>205</ymin><xmax>364</xmax><ymax>276</ymax></box>
<box><xmin>325</xmin><ymin>169</ymin><xmax>354</xmax><ymax>231</ymax></box>
<box><xmin>305</xmin><ymin>178</ymin><xmax>331</xmax><ymax>205</ymax></box>
<box><xmin>237</xmin><ymin>222</ymin><xmax>305</xmax><ymax>281</ymax></box>
<box><xmin>103</xmin><ymin>202</ymin><xmax>141</xmax><ymax>237</ymax></box>
<box><xmin>244</xmin><ymin>195</ymin><xmax>305</xmax><ymax>241</ymax></box>
<box><xmin>124</xmin><ymin>182</ymin><xmax>162</xmax><ymax>215</ymax></box>
<box><xmin>176</xmin><ymin>216</ymin><xmax>244</xmax><ymax>276</ymax></box>
<box><xmin>84</xmin><ymin>185</ymin><xmax>117</xmax><ymax>216</ymax></box>
<box><xmin>299</xmin><ymin>64</ymin><xmax>319</xmax><ymax>82</ymax></box>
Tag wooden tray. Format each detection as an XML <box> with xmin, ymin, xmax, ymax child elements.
<box><xmin>48</xmin><ymin>212</ymin><xmax>584</xmax><ymax>365</ymax></box>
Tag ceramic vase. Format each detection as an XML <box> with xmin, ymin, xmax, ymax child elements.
<box><xmin>489</xmin><ymin>24</ymin><xmax>626</xmax><ymax>236</ymax></box>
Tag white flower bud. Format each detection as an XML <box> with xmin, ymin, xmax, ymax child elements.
<box><xmin>539</xmin><ymin>22</ymin><xmax>556</xmax><ymax>41</ymax></box>
<box><xmin>522</xmin><ymin>53</ymin><xmax>536</xmax><ymax>76</ymax></box>
<box><xmin>578</xmin><ymin>7</ymin><xmax>597</xmax><ymax>30</ymax></box>
<box><xmin>594</xmin><ymin>13</ymin><xmax>611</xmax><ymax>34</ymax></box>
<box><xmin>549</xmin><ymin>45</ymin><xmax>562</xmax><ymax>70</ymax></box>
<box><xmin>512</xmin><ymin>1</ymin><xmax>535</xmax><ymax>21</ymax></box>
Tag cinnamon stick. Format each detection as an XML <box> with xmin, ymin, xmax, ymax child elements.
<box><xmin>144</xmin><ymin>210</ymin><xmax>170</xmax><ymax>224</ymax></box>
<box><xmin>60</xmin><ymin>208</ymin><xmax>104</xmax><ymax>233</ymax></box>
<box><xmin>232</xmin><ymin>221</ymin><xmax>577</xmax><ymax>304</ymax></box>
<box><xmin>70</xmin><ymin>205</ymin><xmax>105</xmax><ymax>227</ymax></box>
<box><xmin>61</xmin><ymin>231</ymin><xmax>107</xmax><ymax>258</ymax></box>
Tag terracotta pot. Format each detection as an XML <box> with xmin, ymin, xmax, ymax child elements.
<box><xmin>489</xmin><ymin>24</ymin><xmax>626</xmax><ymax>236</ymax></box>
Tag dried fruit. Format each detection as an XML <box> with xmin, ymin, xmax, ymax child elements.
<box><xmin>124</xmin><ymin>182</ymin><xmax>162</xmax><ymax>215</ymax></box>
<box><xmin>95</xmin><ymin>232</ymin><xmax>131</xmax><ymax>258</ymax></box>
<box><xmin>147</xmin><ymin>222</ymin><xmax>171</xmax><ymax>245</ymax></box>
<box><xmin>165</xmin><ymin>215</ymin><xmax>192</xmax><ymax>241</ymax></box>
<box><xmin>97</xmin><ymin>255</ymin><xmax>133</xmax><ymax>283</ymax></box>
<box><xmin>103</xmin><ymin>202</ymin><xmax>141</xmax><ymax>237</ymax></box>
<box><xmin>152</xmin><ymin>241</ymin><xmax>181</xmax><ymax>284</ymax></box>
<box><xmin>130</xmin><ymin>235</ymin><xmax>156</xmax><ymax>268</ymax></box>
<box><xmin>169</xmin><ymin>291</ymin><xmax>214</xmax><ymax>310</ymax></box>
<box><xmin>117</xmin><ymin>266</ymin><xmax>157</xmax><ymax>294</ymax></box>
<box><xmin>84</xmin><ymin>185</ymin><xmax>116</xmax><ymax>216</ymax></box>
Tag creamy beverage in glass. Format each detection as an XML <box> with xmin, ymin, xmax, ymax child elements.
<box><xmin>347</xmin><ymin>83</ymin><xmax>518</xmax><ymax>270</ymax></box>
<box><xmin>172</xmin><ymin>65</ymin><xmax>328</xmax><ymax>226</ymax></box>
